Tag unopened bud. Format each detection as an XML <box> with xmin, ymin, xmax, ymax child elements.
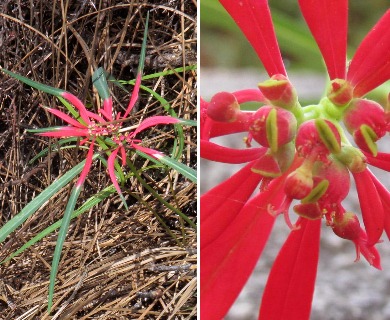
<box><xmin>296</xmin><ymin>119</ymin><xmax>341</xmax><ymax>161</ymax></box>
<box><xmin>293</xmin><ymin>202</ymin><xmax>323</xmax><ymax>220</ymax></box>
<box><xmin>284</xmin><ymin>162</ymin><xmax>314</xmax><ymax>199</ymax></box>
<box><xmin>249</xmin><ymin>105</ymin><xmax>296</xmax><ymax>152</ymax></box>
<box><xmin>207</xmin><ymin>92</ymin><xmax>240</xmax><ymax>122</ymax></box>
<box><xmin>343</xmin><ymin>98</ymin><xmax>386</xmax><ymax>156</ymax></box>
<box><xmin>258</xmin><ymin>74</ymin><xmax>297</xmax><ymax>109</ymax></box>
<box><xmin>332</xmin><ymin>211</ymin><xmax>361</xmax><ymax>241</ymax></box>
<box><xmin>313</xmin><ymin>159</ymin><xmax>350</xmax><ymax>204</ymax></box>
<box><xmin>327</xmin><ymin>79</ymin><xmax>353</xmax><ymax>106</ymax></box>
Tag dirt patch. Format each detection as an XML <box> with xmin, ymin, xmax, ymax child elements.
<box><xmin>0</xmin><ymin>0</ymin><xmax>197</xmax><ymax>318</ymax></box>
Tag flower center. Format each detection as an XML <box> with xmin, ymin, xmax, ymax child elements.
<box><xmin>206</xmin><ymin>74</ymin><xmax>389</xmax><ymax>247</ymax></box>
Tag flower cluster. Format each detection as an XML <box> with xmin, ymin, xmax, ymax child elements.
<box><xmin>38</xmin><ymin>80</ymin><xmax>181</xmax><ymax>202</ymax></box>
<box><xmin>2</xmin><ymin>63</ymin><xmax>183</xmax><ymax>206</ymax></box>
<box><xmin>201</xmin><ymin>1</ymin><xmax>390</xmax><ymax>319</ymax></box>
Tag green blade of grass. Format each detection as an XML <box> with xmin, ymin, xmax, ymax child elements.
<box><xmin>0</xmin><ymin>186</ymin><xmax>116</xmax><ymax>264</ymax></box>
<box><xmin>92</xmin><ymin>67</ymin><xmax>110</xmax><ymax>100</ymax></box>
<box><xmin>0</xmin><ymin>154</ymin><xmax>99</xmax><ymax>244</ymax></box>
<box><xmin>47</xmin><ymin>184</ymin><xmax>82</xmax><ymax>312</ymax></box>
<box><xmin>28</xmin><ymin>138</ymin><xmax>79</xmax><ymax>164</ymax></box>
<box><xmin>117</xmin><ymin>65</ymin><xmax>197</xmax><ymax>85</ymax></box>
<box><xmin>1</xmin><ymin>68</ymin><xmax>65</xmax><ymax>96</ymax></box>
<box><xmin>178</xmin><ymin>119</ymin><xmax>197</xmax><ymax>127</ymax></box>
<box><xmin>156</xmin><ymin>154</ymin><xmax>197</xmax><ymax>183</ymax></box>
<box><xmin>135</xmin><ymin>149</ymin><xmax>197</xmax><ymax>183</ymax></box>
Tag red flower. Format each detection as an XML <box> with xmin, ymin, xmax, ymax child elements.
<box><xmin>201</xmin><ymin>1</ymin><xmax>390</xmax><ymax>319</ymax></box>
<box><xmin>35</xmin><ymin>79</ymin><xmax>182</xmax><ymax>201</ymax></box>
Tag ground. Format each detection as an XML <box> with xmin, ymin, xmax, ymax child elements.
<box><xmin>0</xmin><ymin>1</ymin><xmax>197</xmax><ymax>319</ymax></box>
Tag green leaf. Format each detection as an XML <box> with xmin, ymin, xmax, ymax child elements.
<box><xmin>1</xmin><ymin>68</ymin><xmax>64</xmax><ymax>96</ymax></box>
<box><xmin>48</xmin><ymin>185</ymin><xmax>82</xmax><ymax>312</ymax></box>
<box><xmin>92</xmin><ymin>67</ymin><xmax>110</xmax><ymax>100</ymax></box>
<box><xmin>137</xmin><ymin>11</ymin><xmax>149</xmax><ymax>77</ymax></box>
<box><xmin>0</xmin><ymin>186</ymin><xmax>115</xmax><ymax>264</ymax></box>
<box><xmin>0</xmin><ymin>155</ymin><xmax>99</xmax><ymax>244</ymax></box>
<box><xmin>117</xmin><ymin>65</ymin><xmax>197</xmax><ymax>85</ymax></box>
<box><xmin>178</xmin><ymin>119</ymin><xmax>197</xmax><ymax>127</ymax></box>
<box><xmin>28</xmin><ymin>138</ymin><xmax>79</xmax><ymax>164</ymax></box>
<box><xmin>156</xmin><ymin>154</ymin><xmax>197</xmax><ymax>183</ymax></box>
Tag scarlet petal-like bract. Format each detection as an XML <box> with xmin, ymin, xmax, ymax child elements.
<box><xmin>200</xmin><ymin>157</ymin><xmax>304</xmax><ymax>319</ymax></box>
<box><xmin>298</xmin><ymin>0</ymin><xmax>348</xmax><ymax>79</ymax></box>
<box><xmin>232</xmin><ymin>89</ymin><xmax>267</xmax><ymax>103</ymax></box>
<box><xmin>208</xmin><ymin>116</ymin><xmax>252</xmax><ymax>138</ymax></box>
<box><xmin>124</xmin><ymin>74</ymin><xmax>141</xmax><ymax>118</ymax></box>
<box><xmin>76</xmin><ymin>139</ymin><xmax>95</xmax><ymax>187</ymax></box>
<box><xmin>201</xmin><ymin>161</ymin><xmax>263</xmax><ymax>249</ymax></box>
<box><xmin>107</xmin><ymin>148</ymin><xmax>123</xmax><ymax>198</ymax></box>
<box><xmin>133</xmin><ymin>116</ymin><xmax>181</xmax><ymax>136</ymax></box>
<box><xmin>61</xmin><ymin>92</ymin><xmax>92</xmax><ymax>125</ymax></box>
<box><xmin>363</xmin><ymin>151</ymin><xmax>390</xmax><ymax>172</ymax></box>
<box><xmin>201</xmin><ymin>139</ymin><xmax>267</xmax><ymax>163</ymax></box>
<box><xmin>44</xmin><ymin>107</ymin><xmax>86</xmax><ymax>129</ymax></box>
<box><xmin>103</xmin><ymin>97</ymin><xmax>113</xmax><ymax>120</ymax></box>
<box><xmin>347</xmin><ymin>10</ymin><xmax>390</xmax><ymax>97</ymax></box>
<box><xmin>367</xmin><ymin>170</ymin><xmax>390</xmax><ymax>241</ymax></box>
<box><xmin>38</xmin><ymin>127</ymin><xmax>88</xmax><ymax>137</ymax></box>
<box><xmin>219</xmin><ymin>0</ymin><xmax>286</xmax><ymax>76</ymax></box>
<box><xmin>201</xmin><ymin>183</ymin><xmax>285</xmax><ymax>319</ymax></box>
<box><xmin>259</xmin><ymin>218</ymin><xmax>321</xmax><ymax>320</ymax></box>
<box><xmin>353</xmin><ymin>169</ymin><xmax>384</xmax><ymax>246</ymax></box>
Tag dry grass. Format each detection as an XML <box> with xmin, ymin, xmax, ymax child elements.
<box><xmin>0</xmin><ymin>0</ymin><xmax>197</xmax><ymax>318</ymax></box>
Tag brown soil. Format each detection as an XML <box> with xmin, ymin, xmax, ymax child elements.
<box><xmin>0</xmin><ymin>1</ymin><xmax>197</xmax><ymax>319</ymax></box>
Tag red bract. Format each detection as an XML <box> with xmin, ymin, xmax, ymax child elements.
<box><xmin>298</xmin><ymin>0</ymin><xmax>348</xmax><ymax>80</ymax></box>
<box><xmin>201</xmin><ymin>173</ymin><xmax>286</xmax><ymax>319</ymax></box>
<box><xmin>299</xmin><ymin>2</ymin><xmax>390</xmax><ymax>97</ymax></box>
<box><xmin>219</xmin><ymin>0</ymin><xmax>286</xmax><ymax>77</ymax></box>
<box><xmin>201</xmin><ymin>0</ymin><xmax>390</xmax><ymax>319</ymax></box>
<box><xmin>347</xmin><ymin>10</ymin><xmax>390</xmax><ymax>97</ymax></box>
<box><xmin>259</xmin><ymin>218</ymin><xmax>321</xmax><ymax>320</ymax></box>
<box><xmin>353</xmin><ymin>169</ymin><xmax>384</xmax><ymax>246</ymax></box>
